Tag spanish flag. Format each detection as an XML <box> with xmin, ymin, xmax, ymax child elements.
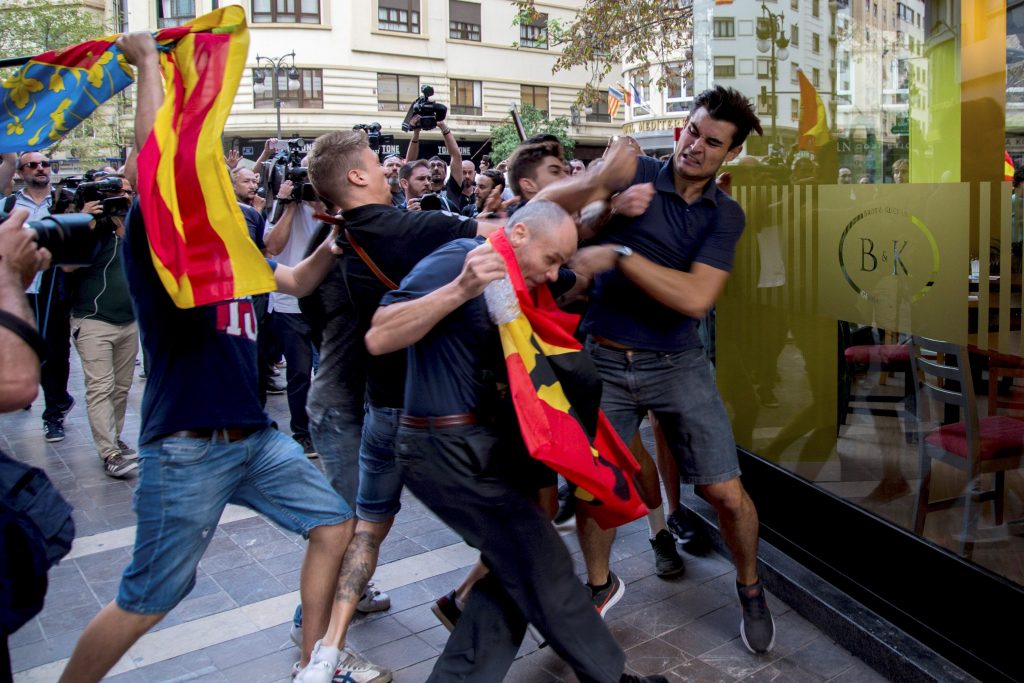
<box><xmin>797</xmin><ymin>68</ymin><xmax>831</xmax><ymax>151</ymax></box>
<box><xmin>489</xmin><ymin>229</ymin><xmax>648</xmax><ymax>530</ymax></box>
<box><xmin>1005</xmin><ymin>150</ymin><xmax>1015</xmax><ymax>182</ymax></box>
<box><xmin>136</xmin><ymin>7</ymin><xmax>275</xmax><ymax>308</ymax></box>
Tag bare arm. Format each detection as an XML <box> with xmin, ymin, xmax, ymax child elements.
<box><xmin>407</xmin><ymin>127</ymin><xmax>421</xmax><ymax>162</ymax></box>
<box><xmin>619</xmin><ymin>257</ymin><xmax>730</xmax><ymax>319</ymax></box>
<box><xmin>255</xmin><ymin>137</ymin><xmax>278</xmax><ymax>167</ymax></box>
<box><xmin>440</xmin><ymin>124</ymin><xmax>461</xmax><ymax>173</ymax></box>
<box><xmin>273</xmin><ymin>227</ymin><xmax>341</xmax><ymax>297</ymax></box>
<box><xmin>365</xmin><ymin>243</ymin><xmax>504</xmax><ymax>355</ymax></box>
<box><xmin>0</xmin><ymin>209</ymin><xmax>48</xmax><ymax>411</ymax></box>
<box><xmin>533</xmin><ymin>137</ymin><xmax>639</xmax><ymax>216</ymax></box>
<box><xmin>263</xmin><ymin>181</ymin><xmax>297</xmax><ymax>256</ymax></box>
<box><xmin>116</xmin><ymin>33</ymin><xmax>163</xmax><ymax>153</ymax></box>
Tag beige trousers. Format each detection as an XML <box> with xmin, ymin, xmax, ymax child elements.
<box><xmin>71</xmin><ymin>318</ymin><xmax>139</xmax><ymax>460</ymax></box>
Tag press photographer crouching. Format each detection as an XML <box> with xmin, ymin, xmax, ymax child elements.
<box><xmin>262</xmin><ymin>143</ymin><xmax>325</xmax><ymax>457</ymax></box>
<box><xmin>0</xmin><ymin>207</ymin><xmax>76</xmax><ymax>681</ymax></box>
<box><xmin>61</xmin><ymin>173</ymin><xmax>142</xmax><ymax>478</ymax></box>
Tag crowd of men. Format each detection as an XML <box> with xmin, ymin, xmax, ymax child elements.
<box><xmin>0</xmin><ymin>29</ymin><xmax>779</xmax><ymax>683</ymax></box>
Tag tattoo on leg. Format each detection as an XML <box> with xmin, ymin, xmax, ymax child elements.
<box><xmin>335</xmin><ymin>530</ymin><xmax>381</xmax><ymax>603</ymax></box>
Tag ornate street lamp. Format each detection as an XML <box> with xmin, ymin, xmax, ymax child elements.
<box><xmin>755</xmin><ymin>0</ymin><xmax>790</xmax><ymax>149</ymax></box>
<box><xmin>252</xmin><ymin>52</ymin><xmax>300</xmax><ymax>139</ymax></box>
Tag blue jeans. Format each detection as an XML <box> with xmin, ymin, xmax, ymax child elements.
<box><xmin>356</xmin><ymin>404</ymin><xmax>404</xmax><ymax>522</ymax></box>
<box><xmin>310</xmin><ymin>403</ymin><xmax>364</xmax><ymax>508</ymax></box>
<box><xmin>586</xmin><ymin>339</ymin><xmax>740</xmax><ymax>485</ymax></box>
<box><xmin>116</xmin><ymin>427</ymin><xmax>352</xmax><ymax>614</ymax></box>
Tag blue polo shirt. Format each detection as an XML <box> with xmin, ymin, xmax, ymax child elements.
<box><xmin>580</xmin><ymin>155</ymin><xmax>745</xmax><ymax>352</ymax></box>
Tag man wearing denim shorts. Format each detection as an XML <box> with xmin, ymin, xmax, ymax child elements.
<box><xmin>572</xmin><ymin>86</ymin><xmax>777</xmax><ymax>654</ymax></box>
<box><xmin>58</xmin><ymin>33</ymin><xmax>355</xmax><ymax>683</ymax></box>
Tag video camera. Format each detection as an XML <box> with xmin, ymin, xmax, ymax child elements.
<box><xmin>73</xmin><ymin>177</ymin><xmax>130</xmax><ymax>218</ymax></box>
<box><xmin>418</xmin><ymin>192</ymin><xmax>444</xmax><ymax>212</ymax></box>
<box><xmin>401</xmin><ymin>85</ymin><xmax>447</xmax><ymax>132</ymax></box>
<box><xmin>353</xmin><ymin>122</ymin><xmax>382</xmax><ymax>151</ymax></box>
<box><xmin>263</xmin><ymin>138</ymin><xmax>317</xmax><ymax>205</ymax></box>
<box><xmin>0</xmin><ymin>210</ymin><xmax>98</xmax><ymax>266</ymax></box>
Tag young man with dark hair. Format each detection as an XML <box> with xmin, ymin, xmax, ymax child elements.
<box><xmin>397</xmin><ymin>160</ymin><xmax>431</xmax><ymax>211</ymax></box>
<box><xmin>571</xmin><ymin>85</ymin><xmax>777</xmax><ymax>654</ymax></box>
<box><xmin>506</xmin><ymin>140</ymin><xmax>567</xmax><ymax>200</ymax></box>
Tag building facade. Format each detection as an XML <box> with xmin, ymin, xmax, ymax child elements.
<box><xmin>123</xmin><ymin>0</ymin><xmax>623</xmax><ymax>164</ymax></box>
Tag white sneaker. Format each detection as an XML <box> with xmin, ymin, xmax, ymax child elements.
<box><xmin>335</xmin><ymin>648</ymin><xmax>392</xmax><ymax>683</ymax></box>
<box><xmin>294</xmin><ymin>641</ymin><xmax>340</xmax><ymax>683</ymax></box>
<box><xmin>356</xmin><ymin>582</ymin><xmax>391</xmax><ymax>613</ymax></box>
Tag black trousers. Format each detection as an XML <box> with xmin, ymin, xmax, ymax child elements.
<box><xmin>397</xmin><ymin>424</ymin><xmax>625</xmax><ymax>683</ymax></box>
<box><xmin>27</xmin><ymin>270</ymin><xmax>73</xmax><ymax>422</ymax></box>
<box><xmin>270</xmin><ymin>311</ymin><xmax>313</xmax><ymax>438</ymax></box>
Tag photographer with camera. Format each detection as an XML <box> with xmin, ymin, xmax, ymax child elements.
<box><xmin>3</xmin><ymin>152</ymin><xmax>78</xmax><ymax>442</ymax></box>
<box><xmin>61</xmin><ymin>175</ymin><xmax>141</xmax><ymax>478</ymax></box>
<box><xmin>263</xmin><ymin>171</ymin><xmax>325</xmax><ymax>457</ymax></box>
<box><xmin>396</xmin><ymin>160</ymin><xmax>431</xmax><ymax>212</ymax></box>
<box><xmin>403</xmin><ymin>85</ymin><xmax>469</xmax><ymax>213</ymax></box>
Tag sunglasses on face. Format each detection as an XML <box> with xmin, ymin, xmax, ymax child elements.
<box><xmin>20</xmin><ymin>161</ymin><xmax>51</xmax><ymax>170</ymax></box>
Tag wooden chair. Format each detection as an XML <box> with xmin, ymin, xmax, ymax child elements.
<box><xmin>838</xmin><ymin>322</ymin><xmax>914</xmax><ymax>441</ymax></box>
<box><xmin>909</xmin><ymin>336</ymin><xmax>1024</xmax><ymax>559</ymax></box>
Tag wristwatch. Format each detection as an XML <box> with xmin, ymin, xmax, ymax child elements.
<box><xmin>613</xmin><ymin>245</ymin><xmax>634</xmax><ymax>260</ymax></box>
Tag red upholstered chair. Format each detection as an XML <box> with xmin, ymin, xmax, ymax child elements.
<box><xmin>838</xmin><ymin>322</ymin><xmax>914</xmax><ymax>441</ymax></box>
<box><xmin>909</xmin><ymin>336</ymin><xmax>1024</xmax><ymax>559</ymax></box>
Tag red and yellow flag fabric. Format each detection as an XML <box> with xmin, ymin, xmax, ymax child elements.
<box><xmin>1005</xmin><ymin>150</ymin><xmax>1015</xmax><ymax>182</ymax></box>
<box><xmin>797</xmin><ymin>69</ymin><xmax>831</xmax><ymax>151</ymax></box>
<box><xmin>488</xmin><ymin>230</ymin><xmax>648</xmax><ymax>530</ymax></box>
<box><xmin>137</xmin><ymin>6</ymin><xmax>275</xmax><ymax>308</ymax></box>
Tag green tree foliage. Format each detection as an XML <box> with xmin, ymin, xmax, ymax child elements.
<box><xmin>0</xmin><ymin>1</ymin><xmax>129</xmax><ymax>165</ymax></box>
<box><xmin>489</xmin><ymin>104</ymin><xmax>575</xmax><ymax>164</ymax></box>
<box><xmin>512</xmin><ymin>0</ymin><xmax>693</xmax><ymax>107</ymax></box>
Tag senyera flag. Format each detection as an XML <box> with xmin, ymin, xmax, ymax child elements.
<box><xmin>796</xmin><ymin>68</ymin><xmax>831</xmax><ymax>151</ymax></box>
<box><xmin>137</xmin><ymin>6</ymin><xmax>275</xmax><ymax>307</ymax></box>
<box><xmin>488</xmin><ymin>229</ymin><xmax>648</xmax><ymax>530</ymax></box>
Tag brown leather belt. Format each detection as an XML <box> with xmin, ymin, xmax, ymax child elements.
<box><xmin>167</xmin><ymin>428</ymin><xmax>261</xmax><ymax>443</ymax></box>
<box><xmin>399</xmin><ymin>413</ymin><xmax>477</xmax><ymax>429</ymax></box>
<box><xmin>592</xmin><ymin>335</ymin><xmax>633</xmax><ymax>351</ymax></box>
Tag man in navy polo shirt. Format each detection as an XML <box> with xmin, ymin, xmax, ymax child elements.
<box><xmin>572</xmin><ymin>86</ymin><xmax>776</xmax><ymax>654</ymax></box>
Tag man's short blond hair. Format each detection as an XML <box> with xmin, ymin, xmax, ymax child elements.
<box><xmin>306</xmin><ymin>130</ymin><xmax>370</xmax><ymax>205</ymax></box>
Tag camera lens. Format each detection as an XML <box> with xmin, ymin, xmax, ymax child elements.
<box><xmin>29</xmin><ymin>213</ymin><xmax>98</xmax><ymax>266</ymax></box>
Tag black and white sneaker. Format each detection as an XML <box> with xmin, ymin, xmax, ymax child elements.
<box><xmin>737</xmin><ymin>581</ymin><xmax>776</xmax><ymax>654</ymax></box>
<box><xmin>104</xmin><ymin>453</ymin><xmax>139</xmax><ymax>478</ymax></box>
<box><xmin>43</xmin><ymin>420</ymin><xmax>65</xmax><ymax>442</ymax></box>
<box><xmin>650</xmin><ymin>529</ymin><xmax>685</xmax><ymax>578</ymax></box>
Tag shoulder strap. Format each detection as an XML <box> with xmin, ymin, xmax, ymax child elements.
<box><xmin>344</xmin><ymin>228</ymin><xmax>398</xmax><ymax>290</ymax></box>
<box><xmin>3</xmin><ymin>194</ymin><xmax>16</xmax><ymax>214</ymax></box>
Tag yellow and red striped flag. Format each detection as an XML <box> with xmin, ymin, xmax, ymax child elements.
<box><xmin>607</xmin><ymin>87</ymin><xmax>621</xmax><ymax>118</ymax></box>
<box><xmin>1005</xmin><ymin>150</ymin><xmax>1015</xmax><ymax>182</ymax></box>
<box><xmin>137</xmin><ymin>6</ymin><xmax>274</xmax><ymax>308</ymax></box>
<box><xmin>488</xmin><ymin>229</ymin><xmax>648</xmax><ymax>530</ymax></box>
<box><xmin>797</xmin><ymin>68</ymin><xmax>831</xmax><ymax>151</ymax></box>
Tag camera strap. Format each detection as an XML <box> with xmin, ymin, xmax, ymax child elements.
<box><xmin>0</xmin><ymin>309</ymin><xmax>47</xmax><ymax>362</ymax></box>
<box><xmin>344</xmin><ymin>229</ymin><xmax>398</xmax><ymax>290</ymax></box>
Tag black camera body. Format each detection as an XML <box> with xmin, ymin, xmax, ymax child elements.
<box><xmin>402</xmin><ymin>85</ymin><xmax>448</xmax><ymax>132</ymax></box>
<box><xmin>263</xmin><ymin>138</ymin><xmax>317</xmax><ymax>205</ymax></box>
<box><xmin>72</xmin><ymin>176</ymin><xmax>130</xmax><ymax>219</ymax></box>
<box><xmin>353</xmin><ymin>122</ymin><xmax>382</xmax><ymax>151</ymax></box>
<box><xmin>0</xmin><ymin>210</ymin><xmax>97</xmax><ymax>266</ymax></box>
<box><xmin>419</xmin><ymin>192</ymin><xmax>444</xmax><ymax>212</ymax></box>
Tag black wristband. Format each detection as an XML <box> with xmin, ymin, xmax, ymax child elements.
<box><xmin>0</xmin><ymin>309</ymin><xmax>47</xmax><ymax>362</ymax></box>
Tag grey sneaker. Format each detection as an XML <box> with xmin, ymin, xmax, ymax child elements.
<box><xmin>118</xmin><ymin>439</ymin><xmax>138</xmax><ymax>459</ymax></box>
<box><xmin>104</xmin><ymin>452</ymin><xmax>139</xmax><ymax>478</ymax></box>
<box><xmin>356</xmin><ymin>582</ymin><xmax>390</xmax><ymax>613</ymax></box>
<box><xmin>650</xmin><ymin>529</ymin><xmax>685</xmax><ymax>578</ymax></box>
<box><xmin>738</xmin><ymin>581</ymin><xmax>776</xmax><ymax>654</ymax></box>
<box><xmin>590</xmin><ymin>571</ymin><xmax>625</xmax><ymax>618</ymax></box>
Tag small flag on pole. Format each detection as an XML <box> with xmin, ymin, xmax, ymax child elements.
<box><xmin>1005</xmin><ymin>150</ymin><xmax>1015</xmax><ymax>182</ymax></box>
<box><xmin>607</xmin><ymin>86</ymin><xmax>623</xmax><ymax>118</ymax></box>
<box><xmin>630</xmin><ymin>82</ymin><xmax>643</xmax><ymax>107</ymax></box>
<box><xmin>796</xmin><ymin>69</ymin><xmax>831</xmax><ymax>151</ymax></box>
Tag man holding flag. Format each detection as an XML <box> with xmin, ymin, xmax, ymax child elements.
<box><xmin>364</xmin><ymin>197</ymin><xmax>663</xmax><ymax>683</ymax></box>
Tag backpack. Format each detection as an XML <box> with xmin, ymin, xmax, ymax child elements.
<box><xmin>0</xmin><ymin>450</ymin><xmax>75</xmax><ymax>634</ymax></box>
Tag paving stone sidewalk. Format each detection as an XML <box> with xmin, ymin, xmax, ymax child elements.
<box><xmin>3</xmin><ymin>355</ymin><xmax>889</xmax><ymax>682</ymax></box>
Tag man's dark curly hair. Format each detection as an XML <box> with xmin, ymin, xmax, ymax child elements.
<box><xmin>692</xmin><ymin>86</ymin><xmax>763</xmax><ymax>149</ymax></box>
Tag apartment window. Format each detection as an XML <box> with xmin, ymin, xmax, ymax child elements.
<box><xmin>663</xmin><ymin>61</ymin><xmax>692</xmax><ymax>113</ymax></box>
<box><xmin>377</xmin><ymin>73</ymin><xmax>419</xmax><ymax>112</ymax></box>
<box><xmin>791</xmin><ymin>98</ymin><xmax>800</xmax><ymax>120</ymax></box>
<box><xmin>449</xmin><ymin>0</ymin><xmax>480</xmax><ymax>41</ymax></box>
<box><xmin>520</xmin><ymin>12</ymin><xmax>548</xmax><ymax>49</ymax></box>
<box><xmin>756</xmin><ymin>58</ymin><xmax>773</xmax><ymax>80</ymax></box>
<box><xmin>158</xmin><ymin>0</ymin><xmax>194</xmax><ymax>26</ymax></box>
<box><xmin>450</xmin><ymin>79</ymin><xmax>482</xmax><ymax>115</ymax></box>
<box><xmin>520</xmin><ymin>85</ymin><xmax>548</xmax><ymax>117</ymax></box>
<box><xmin>378</xmin><ymin>0</ymin><xmax>420</xmax><ymax>33</ymax></box>
<box><xmin>254</xmin><ymin>68</ymin><xmax>322</xmax><ymax>108</ymax></box>
<box><xmin>812</xmin><ymin>33</ymin><xmax>821</xmax><ymax>53</ymax></box>
<box><xmin>251</xmin><ymin>0</ymin><xmax>319</xmax><ymax>23</ymax></box>
<box><xmin>812</xmin><ymin>67</ymin><xmax>821</xmax><ymax>87</ymax></box>
<box><xmin>758</xmin><ymin>91</ymin><xmax>776</xmax><ymax>116</ymax></box>
<box><xmin>713</xmin><ymin>56</ymin><xmax>736</xmax><ymax>78</ymax></box>
<box><xmin>713</xmin><ymin>17</ymin><xmax>735</xmax><ymax>38</ymax></box>
<box><xmin>811</xmin><ymin>0</ymin><xmax>819</xmax><ymax>17</ymax></box>
<box><xmin>791</xmin><ymin>0</ymin><xmax>798</xmax><ymax>8</ymax></box>
<box><xmin>586</xmin><ymin>97</ymin><xmax>610</xmax><ymax>122</ymax></box>
<box><xmin>790</xmin><ymin>24</ymin><xmax>799</xmax><ymax>46</ymax></box>
<box><xmin>790</xmin><ymin>62</ymin><xmax>800</xmax><ymax>83</ymax></box>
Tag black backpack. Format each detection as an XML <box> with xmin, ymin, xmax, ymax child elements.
<box><xmin>0</xmin><ymin>451</ymin><xmax>75</xmax><ymax>634</ymax></box>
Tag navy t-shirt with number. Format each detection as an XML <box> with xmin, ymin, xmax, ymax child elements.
<box><xmin>580</xmin><ymin>155</ymin><xmax>746</xmax><ymax>352</ymax></box>
<box><xmin>122</xmin><ymin>204</ymin><xmax>271</xmax><ymax>445</ymax></box>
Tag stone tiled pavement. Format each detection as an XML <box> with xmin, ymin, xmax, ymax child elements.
<box><xmin>4</xmin><ymin>355</ymin><xmax>890</xmax><ymax>682</ymax></box>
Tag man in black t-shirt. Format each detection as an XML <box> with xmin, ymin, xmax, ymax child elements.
<box><xmin>364</xmin><ymin>200</ymin><xmax>664</xmax><ymax>683</ymax></box>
